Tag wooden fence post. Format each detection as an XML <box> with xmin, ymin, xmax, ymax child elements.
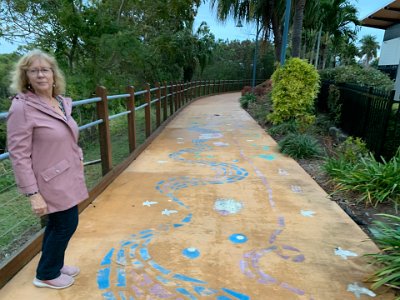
<box><xmin>163</xmin><ymin>81</ymin><xmax>168</xmax><ymax>121</ymax></box>
<box><xmin>126</xmin><ymin>85</ymin><xmax>136</xmax><ymax>153</ymax></box>
<box><xmin>96</xmin><ymin>86</ymin><xmax>112</xmax><ymax>175</ymax></box>
<box><xmin>174</xmin><ymin>82</ymin><xmax>179</xmax><ymax>111</ymax></box>
<box><xmin>169</xmin><ymin>82</ymin><xmax>174</xmax><ymax>115</ymax></box>
<box><xmin>155</xmin><ymin>82</ymin><xmax>161</xmax><ymax>127</ymax></box>
<box><xmin>181</xmin><ymin>82</ymin><xmax>184</xmax><ymax>105</ymax></box>
<box><xmin>145</xmin><ymin>83</ymin><xmax>151</xmax><ymax>138</ymax></box>
<box><xmin>178</xmin><ymin>82</ymin><xmax>182</xmax><ymax>108</ymax></box>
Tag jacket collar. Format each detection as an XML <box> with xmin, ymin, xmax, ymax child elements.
<box><xmin>22</xmin><ymin>91</ymin><xmax>69</xmax><ymax>121</ymax></box>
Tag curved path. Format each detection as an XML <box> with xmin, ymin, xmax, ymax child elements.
<box><xmin>0</xmin><ymin>93</ymin><xmax>395</xmax><ymax>299</ymax></box>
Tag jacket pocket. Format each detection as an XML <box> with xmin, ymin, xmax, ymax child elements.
<box><xmin>41</xmin><ymin>159</ymin><xmax>70</xmax><ymax>182</ymax></box>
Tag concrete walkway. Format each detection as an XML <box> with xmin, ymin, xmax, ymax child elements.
<box><xmin>0</xmin><ymin>93</ymin><xmax>395</xmax><ymax>299</ymax></box>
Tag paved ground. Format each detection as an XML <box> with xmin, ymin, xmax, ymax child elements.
<box><xmin>0</xmin><ymin>93</ymin><xmax>395</xmax><ymax>299</ymax></box>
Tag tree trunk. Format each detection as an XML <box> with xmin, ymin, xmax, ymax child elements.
<box><xmin>292</xmin><ymin>0</ymin><xmax>306</xmax><ymax>57</ymax></box>
<box><xmin>272</xmin><ymin>11</ymin><xmax>282</xmax><ymax>62</ymax></box>
<box><xmin>314</xmin><ymin>26</ymin><xmax>322</xmax><ymax>69</ymax></box>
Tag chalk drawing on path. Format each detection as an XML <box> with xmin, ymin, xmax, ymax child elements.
<box><xmin>229</xmin><ymin>233</ymin><xmax>248</xmax><ymax>244</ymax></box>
<box><xmin>335</xmin><ymin>247</ymin><xmax>358</xmax><ymax>260</ymax></box>
<box><xmin>347</xmin><ymin>282</ymin><xmax>376</xmax><ymax>298</ymax></box>
<box><xmin>182</xmin><ymin>248</ymin><xmax>200</xmax><ymax>259</ymax></box>
<box><xmin>301</xmin><ymin>210</ymin><xmax>315</xmax><ymax>217</ymax></box>
<box><xmin>214</xmin><ymin>198</ymin><xmax>243</xmax><ymax>215</ymax></box>
<box><xmin>97</xmin><ymin>125</ymin><xmax>251</xmax><ymax>299</ymax></box>
<box><xmin>291</xmin><ymin>185</ymin><xmax>303</xmax><ymax>193</ymax></box>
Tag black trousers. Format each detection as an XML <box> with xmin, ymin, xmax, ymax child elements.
<box><xmin>36</xmin><ymin>205</ymin><xmax>79</xmax><ymax>280</ymax></box>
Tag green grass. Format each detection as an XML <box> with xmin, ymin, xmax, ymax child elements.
<box><xmin>0</xmin><ymin>108</ymin><xmax>149</xmax><ymax>263</ymax></box>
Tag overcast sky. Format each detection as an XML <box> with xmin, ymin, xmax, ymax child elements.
<box><xmin>0</xmin><ymin>0</ymin><xmax>392</xmax><ymax>54</ymax></box>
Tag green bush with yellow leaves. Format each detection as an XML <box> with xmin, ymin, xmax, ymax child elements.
<box><xmin>268</xmin><ymin>58</ymin><xmax>320</xmax><ymax>127</ymax></box>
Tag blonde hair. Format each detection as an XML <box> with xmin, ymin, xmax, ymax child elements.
<box><xmin>9</xmin><ymin>49</ymin><xmax>66</xmax><ymax>96</ymax></box>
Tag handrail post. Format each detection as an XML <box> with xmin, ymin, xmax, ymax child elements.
<box><xmin>180</xmin><ymin>82</ymin><xmax>184</xmax><ymax>105</ymax></box>
<box><xmin>163</xmin><ymin>81</ymin><xmax>168</xmax><ymax>121</ymax></box>
<box><xmin>169</xmin><ymin>81</ymin><xmax>174</xmax><ymax>115</ymax></box>
<box><xmin>184</xmin><ymin>82</ymin><xmax>187</xmax><ymax>104</ymax></box>
<box><xmin>155</xmin><ymin>82</ymin><xmax>161</xmax><ymax>127</ymax></box>
<box><xmin>183</xmin><ymin>82</ymin><xmax>186</xmax><ymax>104</ymax></box>
<box><xmin>96</xmin><ymin>86</ymin><xmax>112</xmax><ymax>175</ymax></box>
<box><xmin>126</xmin><ymin>85</ymin><xmax>136</xmax><ymax>153</ymax></box>
<box><xmin>213</xmin><ymin>79</ymin><xmax>216</xmax><ymax>94</ymax></box>
<box><xmin>178</xmin><ymin>81</ymin><xmax>182</xmax><ymax>108</ymax></box>
<box><xmin>174</xmin><ymin>82</ymin><xmax>179</xmax><ymax>111</ymax></box>
<box><xmin>145</xmin><ymin>83</ymin><xmax>151</xmax><ymax>137</ymax></box>
<box><xmin>190</xmin><ymin>81</ymin><xmax>194</xmax><ymax>100</ymax></box>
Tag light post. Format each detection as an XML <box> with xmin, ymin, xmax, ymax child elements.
<box><xmin>280</xmin><ymin>0</ymin><xmax>292</xmax><ymax>65</ymax></box>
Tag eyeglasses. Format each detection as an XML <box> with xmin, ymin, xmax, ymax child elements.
<box><xmin>27</xmin><ymin>68</ymin><xmax>53</xmax><ymax>76</ymax></box>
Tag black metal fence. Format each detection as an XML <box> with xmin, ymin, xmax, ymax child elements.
<box><xmin>317</xmin><ymin>81</ymin><xmax>400</xmax><ymax>159</ymax></box>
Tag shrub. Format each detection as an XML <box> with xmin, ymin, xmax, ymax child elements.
<box><xmin>268</xmin><ymin>58</ymin><xmax>320</xmax><ymax>126</ymax></box>
<box><xmin>324</xmin><ymin>137</ymin><xmax>369</xmax><ymax>178</ymax></box>
<box><xmin>367</xmin><ymin>214</ymin><xmax>400</xmax><ymax>293</ymax></box>
<box><xmin>319</xmin><ymin>65</ymin><xmax>394</xmax><ymax>91</ymax></box>
<box><xmin>326</xmin><ymin>151</ymin><xmax>400</xmax><ymax>207</ymax></box>
<box><xmin>278</xmin><ymin>133</ymin><xmax>323</xmax><ymax>159</ymax></box>
<box><xmin>268</xmin><ymin>120</ymin><xmax>298</xmax><ymax>136</ymax></box>
<box><xmin>337</xmin><ymin>137</ymin><xmax>369</xmax><ymax>164</ymax></box>
<box><xmin>254</xmin><ymin>85</ymin><xmax>266</xmax><ymax>96</ymax></box>
<box><xmin>247</xmin><ymin>98</ymin><xmax>271</xmax><ymax>126</ymax></box>
<box><xmin>239</xmin><ymin>93</ymin><xmax>257</xmax><ymax>109</ymax></box>
<box><xmin>241</xmin><ymin>86</ymin><xmax>252</xmax><ymax>96</ymax></box>
<box><xmin>327</xmin><ymin>84</ymin><xmax>342</xmax><ymax>125</ymax></box>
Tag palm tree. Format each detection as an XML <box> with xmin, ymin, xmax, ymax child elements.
<box><xmin>359</xmin><ymin>34</ymin><xmax>380</xmax><ymax>66</ymax></box>
<box><xmin>292</xmin><ymin>0</ymin><xmax>307</xmax><ymax>57</ymax></box>
<box><xmin>303</xmin><ymin>0</ymin><xmax>358</xmax><ymax>69</ymax></box>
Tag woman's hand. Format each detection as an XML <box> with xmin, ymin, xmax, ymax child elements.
<box><xmin>29</xmin><ymin>193</ymin><xmax>48</xmax><ymax>216</ymax></box>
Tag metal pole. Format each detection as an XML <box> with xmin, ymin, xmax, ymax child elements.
<box><xmin>252</xmin><ymin>19</ymin><xmax>260</xmax><ymax>91</ymax></box>
<box><xmin>280</xmin><ymin>0</ymin><xmax>292</xmax><ymax>65</ymax></box>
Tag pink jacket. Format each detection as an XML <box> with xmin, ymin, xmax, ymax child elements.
<box><xmin>7</xmin><ymin>92</ymin><xmax>88</xmax><ymax>213</ymax></box>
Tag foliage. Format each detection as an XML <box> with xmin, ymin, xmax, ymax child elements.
<box><xmin>323</xmin><ymin>136</ymin><xmax>369</xmax><ymax>177</ymax></box>
<box><xmin>337</xmin><ymin>137</ymin><xmax>369</xmax><ymax>163</ymax></box>
<box><xmin>278</xmin><ymin>133</ymin><xmax>323</xmax><ymax>159</ymax></box>
<box><xmin>367</xmin><ymin>214</ymin><xmax>400</xmax><ymax>293</ymax></box>
<box><xmin>241</xmin><ymin>86</ymin><xmax>252</xmax><ymax>96</ymax></box>
<box><xmin>327</xmin><ymin>84</ymin><xmax>342</xmax><ymax>125</ymax></box>
<box><xmin>268</xmin><ymin>58</ymin><xmax>320</xmax><ymax>126</ymax></box>
<box><xmin>319</xmin><ymin>65</ymin><xmax>394</xmax><ymax>91</ymax></box>
<box><xmin>198</xmin><ymin>40</ymin><xmax>275</xmax><ymax>81</ymax></box>
<box><xmin>303</xmin><ymin>0</ymin><xmax>359</xmax><ymax>69</ymax></box>
<box><xmin>239</xmin><ymin>93</ymin><xmax>257</xmax><ymax>109</ymax></box>
<box><xmin>268</xmin><ymin>120</ymin><xmax>298</xmax><ymax>136</ymax></box>
<box><xmin>359</xmin><ymin>35</ymin><xmax>380</xmax><ymax>66</ymax></box>
<box><xmin>325</xmin><ymin>149</ymin><xmax>400</xmax><ymax>207</ymax></box>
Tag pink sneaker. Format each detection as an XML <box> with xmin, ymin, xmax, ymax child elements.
<box><xmin>61</xmin><ymin>265</ymin><xmax>80</xmax><ymax>277</ymax></box>
<box><xmin>33</xmin><ymin>274</ymin><xmax>74</xmax><ymax>289</ymax></box>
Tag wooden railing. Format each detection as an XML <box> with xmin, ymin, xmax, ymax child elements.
<box><xmin>0</xmin><ymin>78</ymin><xmax>257</xmax><ymax>288</ymax></box>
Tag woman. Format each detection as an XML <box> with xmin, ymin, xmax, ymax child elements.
<box><xmin>7</xmin><ymin>49</ymin><xmax>88</xmax><ymax>289</ymax></box>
